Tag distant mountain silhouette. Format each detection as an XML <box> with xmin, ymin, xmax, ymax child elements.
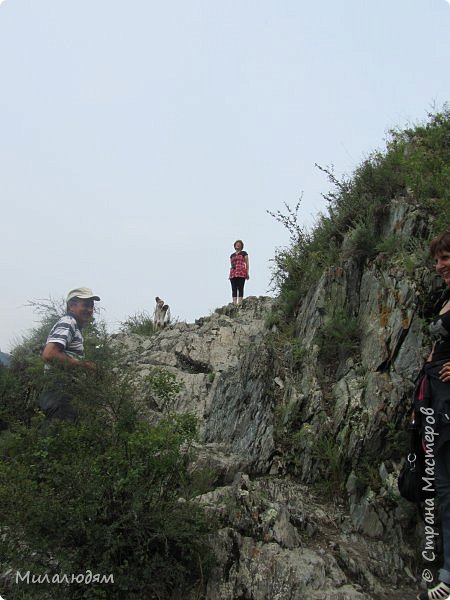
<box><xmin>0</xmin><ymin>351</ymin><xmax>11</xmax><ymax>367</ymax></box>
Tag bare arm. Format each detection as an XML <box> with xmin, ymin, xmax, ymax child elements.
<box><xmin>439</xmin><ymin>361</ymin><xmax>450</xmax><ymax>382</ymax></box>
<box><xmin>427</xmin><ymin>341</ymin><xmax>450</xmax><ymax>382</ymax></box>
<box><xmin>42</xmin><ymin>342</ymin><xmax>95</xmax><ymax>370</ymax></box>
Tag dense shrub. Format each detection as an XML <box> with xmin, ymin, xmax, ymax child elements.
<box><xmin>0</xmin><ymin>299</ymin><xmax>106</xmax><ymax>429</ymax></box>
<box><xmin>0</xmin><ymin>313</ymin><xmax>213</xmax><ymax>600</ymax></box>
<box><xmin>0</xmin><ymin>414</ymin><xmax>212</xmax><ymax>600</ymax></box>
<box><xmin>120</xmin><ymin>311</ymin><xmax>155</xmax><ymax>336</ymax></box>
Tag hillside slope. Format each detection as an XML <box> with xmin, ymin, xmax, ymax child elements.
<box><xmin>115</xmin><ymin>202</ymin><xmax>433</xmax><ymax>599</ymax></box>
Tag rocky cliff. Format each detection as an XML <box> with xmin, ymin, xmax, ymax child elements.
<box><xmin>112</xmin><ymin>200</ymin><xmax>439</xmax><ymax>599</ymax></box>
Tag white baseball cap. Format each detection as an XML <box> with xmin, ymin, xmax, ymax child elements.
<box><xmin>66</xmin><ymin>287</ymin><xmax>101</xmax><ymax>302</ymax></box>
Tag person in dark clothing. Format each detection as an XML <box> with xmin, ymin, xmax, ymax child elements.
<box><xmin>38</xmin><ymin>287</ymin><xmax>100</xmax><ymax>423</ymax></box>
<box><xmin>417</xmin><ymin>231</ymin><xmax>450</xmax><ymax>600</ymax></box>
<box><xmin>229</xmin><ymin>239</ymin><xmax>249</xmax><ymax>305</ymax></box>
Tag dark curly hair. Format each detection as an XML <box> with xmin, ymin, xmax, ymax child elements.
<box><xmin>430</xmin><ymin>231</ymin><xmax>450</xmax><ymax>257</ymax></box>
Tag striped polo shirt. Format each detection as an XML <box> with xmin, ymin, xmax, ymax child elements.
<box><xmin>45</xmin><ymin>314</ymin><xmax>84</xmax><ymax>361</ymax></box>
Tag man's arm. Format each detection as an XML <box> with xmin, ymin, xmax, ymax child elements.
<box><xmin>42</xmin><ymin>342</ymin><xmax>95</xmax><ymax>370</ymax></box>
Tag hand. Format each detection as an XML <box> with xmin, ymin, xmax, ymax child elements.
<box><xmin>82</xmin><ymin>360</ymin><xmax>96</xmax><ymax>372</ymax></box>
<box><xmin>439</xmin><ymin>362</ymin><xmax>450</xmax><ymax>382</ymax></box>
<box><xmin>246</xmin><ymin>275</ymin><xmax>250</xmax><ymax>280</ymax></box>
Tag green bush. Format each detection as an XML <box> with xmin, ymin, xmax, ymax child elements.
<box><xmin>428</xmin><ymin>197</ymin><xmax>450</xmax><ymax>239</ymax></box>
<box><xmin>312</xmin><ymin>432</ymin><xmax>346</xmax><ymax>493</ymax></box>
<box><xmin>392</xmin><ymin>109</ymin><xmax>450</xmax><ymax>205</ymax></box>
<box><xmin>120</xmin><ymin>311</ymin><xmax>155</xmax><ymax>336</ymax></box>
<box><xmin>341</xmin><ymin>220</ymin><xmax>378</xmax><ymax>261</ymax></box>
<box><xmin>0</xmin><ymin>315</ymin><xmax>213</xmax><ymax>600</ymax></box>
<box><xmin>318</xmin><ymin>309</ymin><xmax>361</xmax><ymax>364</ymax></box>
<box><xmin>145</xmin><ymin>369</ymin><xmax>183</xmax><ymax>409</ymax></box>
<box><xmin>0</xmin><ymin>414</ymin><xmax>212</xmax><ymax>599</ymax></box>
<box><xmin>0</xmin><ymin>299</ymin><xmax>109</xmax><ymax>430</ymax></box>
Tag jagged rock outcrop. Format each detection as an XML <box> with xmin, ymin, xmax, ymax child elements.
<box><xmin>113</xmin><ymin>297</ymin><xmax>276</xmax><ymax>474</ymax></box>
<box><xmin>281</xmin><ymin>201</ymin><xmax>434</xmax><ymax>509</ymax></box>
<box><xmin>198</xmin><ymin>473</ymin><xmax>415</xmax><ymax>599</ymax></box>
<box><xmin>112</xmin><ymin>200</ymin><xmax>436</xmax><ymax>599</ymax></box>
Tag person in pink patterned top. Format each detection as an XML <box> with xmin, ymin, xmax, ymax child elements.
<box><xmin>229</xmin><ymin>239</ymin><xmax>249</xmax><ymax>305</ymax></box>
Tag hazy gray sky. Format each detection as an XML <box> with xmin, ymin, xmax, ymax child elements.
<box><xmin>1</xmin><ymin>0</ymin><xmax>449</xmax><ymax>352</ymax></box>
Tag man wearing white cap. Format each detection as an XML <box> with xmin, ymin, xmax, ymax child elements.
<box><xmin>38</xmin><ymin>287</ymin><xmax>100</xmax><ymax>422</ymax></box>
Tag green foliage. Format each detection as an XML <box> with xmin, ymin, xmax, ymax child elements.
<box><xmin>353</xmin><ymin>459</ymin><xmax>382</xmax><ymax>494</ymax></box>
<box><xmin>0</xmin><ymin>362</ymin><xmax>34</xmax><ymax>427</ymax></box>
<box><xmin>390</xmin><ymin>109</ymin><xmax>450</xmax><ymax>206</ymax></box>
<box><xmin>0</xmin><ymin>349</ymin><xmax>50</xmax><ymax>429</ymax></box>
<box><xmin>311</xmin><ymin>432</ymin><xmax>346</xmax><ymax>494</ymax></box>
<box><xmin>317</xmin><ymin>309</ymin><xmax>361</xmax><ymax>364</ymax></box>
<box><xmin>289</xmin><ymin>338</ymin><xmax>306</xmax><ymax>371</ymax></box>
<box><xmin>120</xmin><ymin>311</ymin><xmax>155</xmax><ymax>336</ymax></box>
<box><xmin>268</xmin><ymin>201</ymin><xmax>316</xmax><ymax>318</ymax></box>
<box><xmin>268</xmin><ymin>107</ymin><xmax>450</xmax><ymax>323</ymax></box>
<box><xmin>0</xmin><ymin>414</ymin><xmax>212</xmax><ymax>599</ymax></box>
<box><xmin>375</xmin><ymin>234</ymin><xmax>431</xmax><ymax>276</ymax></box>
<box><xmin>275</xmin><ymin>416</ymin><xmax>346</xmax><ymax>495</ymax></box>
<box><xmin>264</xmin><ymin>307</ymin><xmax>283</xmax><ymax>330</ymax></box>
<box><xmin>341</xmin><ymin>220</ymin><xmax>378</xmax><ymax>261</ymax></box>
<box><xmin>0</xmin><ymin>300</ymin><xmax>63</xmax><ymax>427</ymax></box>
<box><xmin>375</xmin><ymin>233</ymin><xmax>405</xmax><ymax>255</ymax></box>
<box><xmin>427</xmin><ymin>197</ymin><xmax>450</xmax><ymax>239</ymax></box>
<box><xmin>145</xmin><ymin>369</ymin><xmax>183</xmax><ymax>408</ymax></box>
<box><xmin>17</xmin><ymin>297</ymin><xmax>66</xmax><ymax>354</ymax></box>
<box><xmin>0</xmin><ymin>309</ymin><xmax>213</xmax><ymax>600</ymax></box>
<box><xmin>352</xmin><ymin>422</ymin><xmax>410</xmax><ymax>494</ymax></box>
<box><xmin>0</xmin><ymin>299</ymin><xmax>108</xmax><ymax>429</ymax></box>
<box><xmin>383</xmin><ymin>420</ymin><xmax>410</xmax><ymax>461</ymax></box>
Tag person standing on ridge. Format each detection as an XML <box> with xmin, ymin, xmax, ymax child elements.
<box><xmin>229</xmin><ymin>239</ymin><xmax>249</xmax><ymax>305</ymax></box>
<box><xmin>38</xmin><ymin>287</ymin><xmax>100</xmax><ymax>423</ymax></box>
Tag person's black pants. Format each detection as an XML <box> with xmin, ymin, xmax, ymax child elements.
<box><xmin>230</xmin><ymin>277</ymin><xmax>246</xmax><ymax>298</ymax></box>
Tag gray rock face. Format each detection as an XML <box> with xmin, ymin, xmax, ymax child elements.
<box><xmin>113</xmin><ymin>296</ymin><xmax>276</xmax><ymax>473</ymax></box>
<box><xmin>198</xmin><ymin>475</ymin><xmax>411</xmax><ymax>599</ymax></box>
<box><xmin>114</xmin><ymin>201</ymin><xmax>434</xmax><ymax>599</ymax></box>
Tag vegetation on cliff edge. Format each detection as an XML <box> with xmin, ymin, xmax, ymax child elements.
<box><xmin>269</xmin><ymin>106</ymin><xmax>450</xmax><ymax>320</ymax></box>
